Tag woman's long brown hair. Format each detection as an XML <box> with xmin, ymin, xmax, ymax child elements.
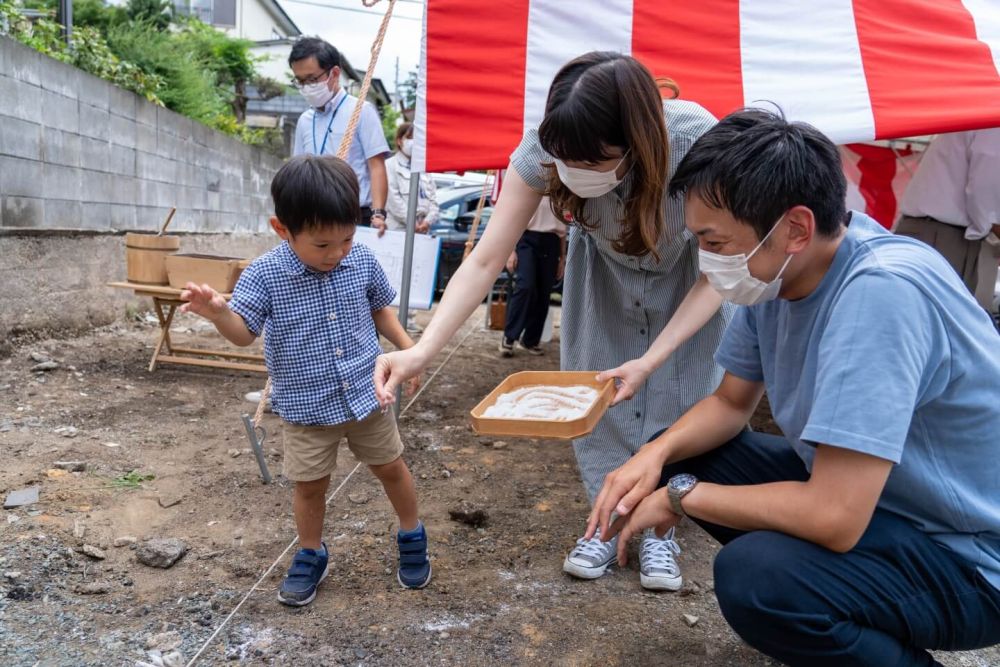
<box><xmin>538</xmin><ymin>52</ymin><xmax>673</xmax><ymax>258</ymax></box>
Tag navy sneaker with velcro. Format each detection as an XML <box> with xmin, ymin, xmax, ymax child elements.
<box><xmin>277</xmin><ymin>543</ymin><xmax>329</xmax><ymax>606</ymax></box>
<box><xmin>397</xmin><ymin>522</ymin><xmax>432</xmax><ymax>589</ymax></box>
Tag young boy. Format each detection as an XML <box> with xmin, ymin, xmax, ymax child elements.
<box><xmin>180</xmin><ymin>155</ymin><xmax>431</xmax><ymax>605</ymax></box>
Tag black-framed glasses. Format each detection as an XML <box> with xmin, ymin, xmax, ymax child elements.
<box><xmin>292</xmin><ymin>69</ymin><xmax>332</xmax><ymax>88</ymax></box>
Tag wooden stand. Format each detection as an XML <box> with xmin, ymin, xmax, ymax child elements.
<box><xmin>109</xmin><ymin>282</ymin><xmax>266</xmax><ymax>374</ymax></box>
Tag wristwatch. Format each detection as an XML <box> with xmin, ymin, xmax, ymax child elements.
<box><xmin>667</xmin><ymin>473</ymin><xmax>699</xmax><ymax>516</ymax></box>
<box><xmin>370</xmin><ymin>208</ymin><xmax>387</xmax><ymax>220</ymax></box>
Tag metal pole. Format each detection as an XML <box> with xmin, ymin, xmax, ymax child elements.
<box><xmin>394</xmin><ymin>170</ymin><xmax>421</xmax><ymax>416</ymax></box>
<box><xmin>57</xmin><ymin>0</ymin><xmax>72</xmax><ymax>45</ymax></box>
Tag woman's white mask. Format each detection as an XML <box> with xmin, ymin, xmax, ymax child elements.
<box><xmin>553</xmin><ymin>153</ymin><xmax>628</xmax><ymax>198</ymax></box>
<box><xmin>699</xmin><ymin>216</ymin><xmax>794</xmax><ymax>306</ymax></box>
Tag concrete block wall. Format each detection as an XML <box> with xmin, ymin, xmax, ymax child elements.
<box><xmin>0</xmin><ymin>36</ymin><xmax>282</xmax><ymax>233</ymax></box>
<box><xmin>0</xmin><ymin>36</ymin><xmax>287</xmax><ymax>350</ymax></box>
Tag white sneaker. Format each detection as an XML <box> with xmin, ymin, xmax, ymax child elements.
<box><xmin>562</xmin><ymin>531</ymin><xmax>618</xmax><ymax>579</ymax></box>
<box><xmin>639</xmin><ymin>528</ymin><xmax>682</xmax><ymax>591</ymax></box>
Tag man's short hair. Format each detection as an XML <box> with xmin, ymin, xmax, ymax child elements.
<box><xmin>289</xmin><ymin>36</ymin><xmax>340</xmax><ymax>71</ymax></box>
<box><xmin>271</xmin><ymin>155</ymin><xmax>360</xmax><ymax>234</ymax></box>
<box><xmin>669</xmin><ymin>108</ymin><xmax>848</xmax><ymax>239</ymax></box>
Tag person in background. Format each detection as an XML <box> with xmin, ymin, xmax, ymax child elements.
<box><xmin>384</xmin><ymin>121</ymin><xmax>438</xmax><ymax>333</ymax></box>
<box><xmin>500</xmin><ymin>198</ymin><xmax>566</xmax><ymax>357</ymax></box>
<box><xmin>385</xmin><ymin>122</ymin><xmax>438</xmax><ymax>234</ymax></box>
<box><xmin>290</xmin><ymin>37</ymin><xmax>391</xmax><ymax>234</ymax></box>
<box><xmin>896</xmin><ymin>128</ymin><xmax>1000</xmax><ymax>311</ymax></box>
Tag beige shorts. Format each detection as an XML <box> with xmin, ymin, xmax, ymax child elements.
<box><xmin>282</xmin><ymin>410</ymin><xmax>404</xmax><ymax>482</ymax></box>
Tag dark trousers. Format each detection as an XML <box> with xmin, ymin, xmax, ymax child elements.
<box><xmin>360</xmin><ymin>206</ymin><xmax>372</xmax><ymax>228</ymax></box>
<box><xmin>504</xmin><ymin>230</ymin><xmax>560</xmax><ymax>347</ymax></box>
<box><xmin>658</xmin><ymin>431</ymin><xmax>1000</xmax><ymax>667</ymax></box>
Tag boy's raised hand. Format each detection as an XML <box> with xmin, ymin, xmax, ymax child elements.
<box><xmin>180</xmin><ymin>282</ymin><xmax>227</xmax><ymax>321</ymax></box>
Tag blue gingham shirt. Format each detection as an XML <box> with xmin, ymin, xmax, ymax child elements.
<box><xmin>228</xmin><ymin>241</ymin><xmax>396</xmax><ymax>425</ymax></box>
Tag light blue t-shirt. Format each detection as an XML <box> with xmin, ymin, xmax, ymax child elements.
<box><xmin>716</xmin><ymin>212</ymin><xmax>1000</xmax><ymax>588</ymax></box>
<box><xmin>293</xmin><ymin>89</ymin><xmax>390</xmax><ymax>207</ymax></box>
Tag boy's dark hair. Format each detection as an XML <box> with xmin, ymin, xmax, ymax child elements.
<box><xmin>271</xmin><ymin>155</ymin><xmax>360</xmax><ymax>234</ymax></box>
<box><xmin>669</xmin><ymin>108</ymin><xmax>848</xmax><ymax>239</ymax></box>
<box><xmin>288</xmin><ymin>36</ymin><xmax>340</xmax><ymax>71</ymax></box>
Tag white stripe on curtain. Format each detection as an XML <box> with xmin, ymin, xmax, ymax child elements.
<box><xmin>522</xmin><ymin>0</ymin><xmax>635</xmax><ymax>132</ymax></box>
<box><xmin>739</xmin><ymin>0</ymin><xmax>876</xmax><ymax>143</ymax></box>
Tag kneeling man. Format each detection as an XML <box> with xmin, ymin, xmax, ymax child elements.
<box><xmin>588</xmin><ymin>109</ymin><xmax>1000</xmax><ymax>666</ymax></box>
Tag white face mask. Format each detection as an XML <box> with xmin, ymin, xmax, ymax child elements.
<box><xmin>553</xmin><ymin>153</ymin><xmax>628</xmax><ymax>198</ymax></box>
<box><xmin>300</xmin><ymin>80</ymin><xmax>335</xmax><ymax>109</ymax></box>
<box><xmin>401</xmin><ymin>138</ymin><xmax>413</xmax><ymax>157</ymax></box>
<box><xmin>699</xmin><ymin>216</ymin><xmax>794</xmax><ymax>306</ymax></box>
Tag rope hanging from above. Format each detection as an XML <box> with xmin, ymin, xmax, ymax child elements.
<box><xmin>253</xmin><ymin>0</ymin><xmax>398</xmax><ymax>428</ymax></box>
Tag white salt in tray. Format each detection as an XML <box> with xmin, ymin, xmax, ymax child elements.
<box><xmin>469</xmin><ymin>371</ymin><xmax>615</xmax><ymax>440</ymax></box>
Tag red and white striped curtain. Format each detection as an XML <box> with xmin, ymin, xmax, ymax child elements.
<box><xmin>413</xmin><ymin>0</ymin><xmax>1000</xmax><ymax>173</ymax></box>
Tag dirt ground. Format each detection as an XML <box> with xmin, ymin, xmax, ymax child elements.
<box><xmin>1</xmin><ymin>305</ymin><xmax>997</xmax><ymax>667</ymax></box>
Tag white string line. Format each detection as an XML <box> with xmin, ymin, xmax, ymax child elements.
<box><xmin>185</xmin><ymin>317</ymin><xmax>479</xmax><ymax>666</ymax></box>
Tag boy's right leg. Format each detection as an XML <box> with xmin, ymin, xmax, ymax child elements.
<box><xmin>293</xmin><ymin>475</ymin><xmax>330</xmax><ymax>550</ymax></box>
<box><xmin>279</xmin><ymin>422</ymin><xmax>344</xmax><ymax>606</ymax></box>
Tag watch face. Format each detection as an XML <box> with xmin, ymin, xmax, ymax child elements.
<box><xmin>670</xmin><ymin>473</ymin><xmax>698</xmax><ymax>494</ymax></box>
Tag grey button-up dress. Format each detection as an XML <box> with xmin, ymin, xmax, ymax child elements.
<box><xmin>510</xmin><ymin>99</ymin><xmax>734</xmax><ymax>501</ymax></box>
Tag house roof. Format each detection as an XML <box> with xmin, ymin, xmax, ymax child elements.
<box><xmin>262</xmin><ymin>0</ymin><xmax>301</xmax><ymax>38</ymax></box>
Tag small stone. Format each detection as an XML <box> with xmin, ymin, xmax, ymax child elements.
<box><xmin>439</xmin><ymin>631</ymin><xmax>450</xmax><ymax>639</ymax></box>
<box><xmin>441</xmin><ymin>469</ymin><xmax>452</xmax><ymax>479</ymax></box>
<box><xmin>46</xmin><ymin>469</ymin><xmax>69</xmax><ymax>478</ymax></box>
<box><xmin>54</xmin><ymin>426</ymin><xmax>78</xmax><ymax>438</ymax></box>
<box><xmin>492</xmin><ymin>441</ymin><xmax>508</xmax><ymax>449</ymax></box>
<box><xmin>157</xmin><ymin>493</ymin><xmax>183</xmax><ymax>509</ymax></box>
<box><xmin>113</xmin><ymin>536</ymin><xmax>137</xmax><ymax>547</ymax></box>
<box><xmin>162</xmin><ymin>650</ymin><xmax>184</xmax><ymax>667</ymax></box>
<box><xmin>136</xmin><ymin>538</ymin><xmax>187</xmax><ymax>568</ymax></box>
<box><xmin>101</xmin><ymin>442</ymin><xmax>121</xmax><ymax>448</ymax></box>
<box><xmin>227</xmin><ymin>449</ymin><xmax>241</xmax><ymax>458</ymax></box>
<box><xmin>347</xmin><ymin>492</ymin><xmax>369</xmax><ymax>505</ymax></box>
<box><xmin>73</xmin><ymin>520</ymin><xmax>86</xmax><ymax>539</ymax></box>
<box><xmin>29</xmin><ymin>352</ymin><xmax>50</xmax><ymax>363</ymax></box>
<box><xmin>81</xmin><ymin>544</ymin><xmax>106</xmax><ymax>560</ymax></box>
<box><xmin>682</xmin><ymin>614</ymin><xmax>700</xmax><ymax>627</ymax></box>
<box><xmin>74</xmin><ymin>581</ymin><xmax>111</xmax><ymax>595</ymax></box>
<box><xmin>53</xmin><ymin>461</ymin><xmax>86</xmax><ymax>472</ymax></box>
<box><xmin>146</xmin><ymin>630</ymin><xmax>183</xmax><ymax>651</ymax></box>
<box><xmin>4</xmin><ymin>486</ymin><xmax>40</xmax><ymax>509</ymax></box>
<box><xmin>4</xmin><ymin>571</ymin><xmax>21</xmax><ymax>580</ymax></box>
<box><xmin>32</xmin><ymin>361</ymin><xmax>60</xmax><ymax>372</ymax></box>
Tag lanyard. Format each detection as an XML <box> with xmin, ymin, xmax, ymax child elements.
<box><xmin>311</xmin><ymin>93</ymin><xmax>349</xmax><ymax>156</ymax></box>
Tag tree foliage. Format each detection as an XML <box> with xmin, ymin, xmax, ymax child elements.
<box><xmin>1</xmin><ymin>0</ymin><xmax>281</xmax><ymax>152</ymax></box>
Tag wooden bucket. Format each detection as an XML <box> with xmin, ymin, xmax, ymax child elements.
<box><xmin>488</xmin><ymin>284</ymin><xmax>507</xmax><ymax>330</ymax></box>
<box><xmin>125</xmin><ymin>233</ymin><xmax>180</xmax><ymax>285</ymax></box>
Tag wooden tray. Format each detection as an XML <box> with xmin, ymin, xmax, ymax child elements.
<box><xmin>469</xmin><ymin>371</ymin><xmax>614</xmax><ymax>440</ymax></box>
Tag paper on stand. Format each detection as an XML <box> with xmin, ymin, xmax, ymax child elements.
<box><xmin>354</xmin><ymin>227</ymin><xmax>441</xmax><ymax>311</ymax></box>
